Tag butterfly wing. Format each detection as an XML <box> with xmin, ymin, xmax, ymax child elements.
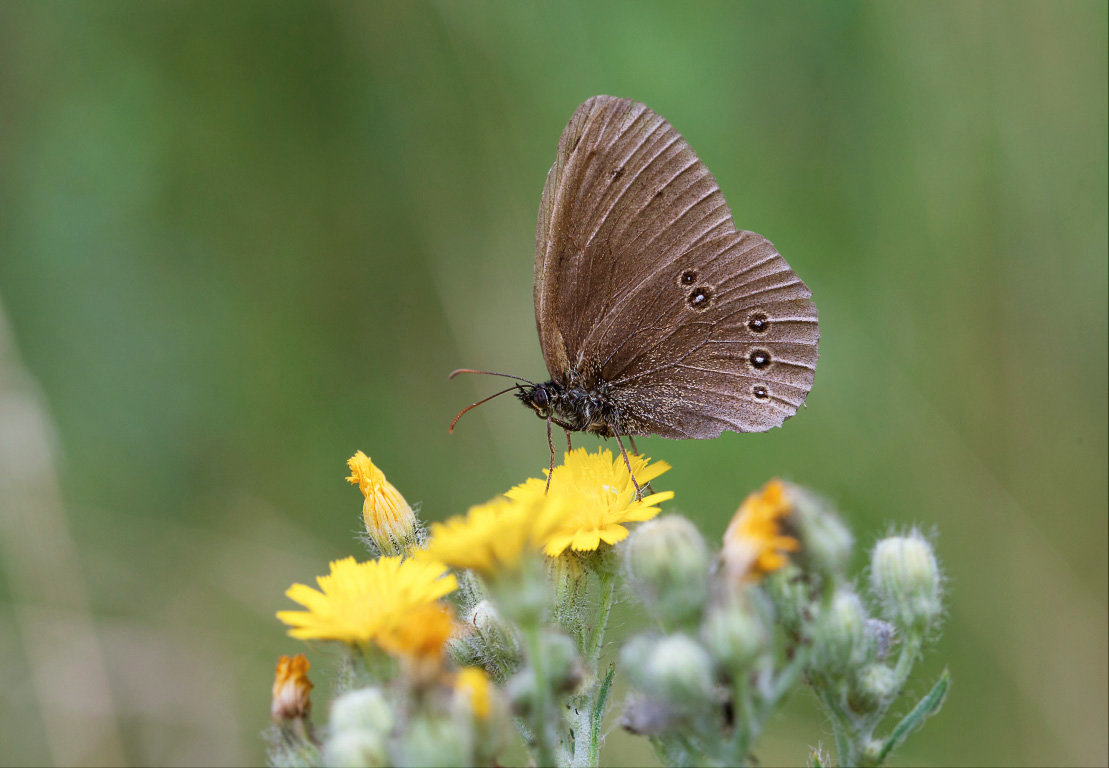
<box><xmin>534</xmin><ymin>95</ymin><xmax>818</xmax><ymax>438</ymax></box>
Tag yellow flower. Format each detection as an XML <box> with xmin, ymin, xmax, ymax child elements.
<box><xmin>271</xmin><ymin>653</ymin><xmax>313</xmax><ymax>722</ymax></box>
<box><xmin>277</xmin><ymin>556</ymin><xmax>457</xmax><ymax>645</ymax></box>
<box><xmin>347</xmin><ymin>451</ymin><xmax>416</xmax><ymax>554</ymax></box>
<box><xmin>421</xmin><ymin>495</ymin><xmax>568</xmax><ymax>575</ymax></box>
<box><xmin>377</xmin><ymin>602</ymin><xmax>457</xmax><ymax>662</ymax></box>
<box><xmin>454</xmin><ymin>667</ymin><xmax>492</xmax><ymax>719</ymax></box>
<box><xmin>507</xmin><ymin>447</ymin><xmax>674</xmax><ymax>556</ymax></box>
<box><xmin>722</xmin><ymin>479</ymin><xmax>799</xmax><ymax>580</ymax></box>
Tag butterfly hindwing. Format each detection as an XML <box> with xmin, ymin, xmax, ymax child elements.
<box><xmin>534</xmin><ymin>96</ymin><xmax>818</xmax><ymax>437</ymax></box>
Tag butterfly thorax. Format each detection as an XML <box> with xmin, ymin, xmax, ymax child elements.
<box><xmin>518</xmin><ymin>379</ymin><xmax>623</xmax><ymax>437</ymax></box>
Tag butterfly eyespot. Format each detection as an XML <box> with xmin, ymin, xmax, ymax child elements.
<box><xmin>747</xmin><ymin>313</ymin><xmax>770</xmax><ymax>333</ymax></box>
<box><xmin>748</xmin><ymin>349</ymin><xmax>772</xmax><ymax>370</ymax></box>
<box><xmin>610</xmin><ymin>166</ymin><xmax>625</xmax><ymax>180</ymax></box>
<box><xmin>752</xmin><ymin>385</ymin><xmax>770</xmax><ymax>400</ymax></box>
<box><xmin>687</xmin><ymin>286</ymin><xmax>714</xmax><ymax>311</ymax></box>
<box><xmin>679</xmin><ymin>269</ymin><xmax>698</xmax><ymax>286</ymax></box>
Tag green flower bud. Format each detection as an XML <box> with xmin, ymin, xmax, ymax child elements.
<box><xmin>870</xmin><ymin>532</ymin><xmax>943</xmax><ymax>634</ymax></box>
<box><xmin>622</xmin><ymin>516</ymin><xmax>710</xmax><ymax>628</ymax></box>
<box><xmin>329</xmin><ymin>687</ymin><xmax>393</xmax><ymax>736</ymax></box>
<box><xmin>849</xmin><ymin>662</ymin><xmax>899</xmax><ymax>712</ymax></box>
<box><xmin>505</xmin><ymin>670</ymin><xmax>537</xmax><ymax>717</ymax></box>
<box><xmin>701</xmin><ymin>591</ymin><xmax>772</xmax><ymax>672</ymax></box>
<box><xmin>812</xmin><ymin>589</ymin><xmax>868</xmax><ymax>678</ymax></box>
<box><xmin>620</xmin><ymin>692</ymin><xmax>677</xmax><ymax>736</ymax></box>
<box><xmin>397</xmin><ymin>714</ymin><xmax>470</xmax><ymax>767</ymax></box>
<box><xmin>323</xmin><ymin>731</ymin><xmax>388</xmax><ymax>768</ymax></box>
<box><xmin>468</xmin><ymin>599</ymin><xmax>521</xmax><ymax>673</ymax></box>
<box><xmin>783</xmin><ymin>483</ymin><xmax>853</xmax><ymax>579</ymax></box>
<box><xmin>761</xmin><ymin>564</ymin><xmax>808</xmax><ymax>636</ymax></box>
<box><xmin>542</xmin><ymin>630</ymin><xmax>583</xmax><ymax>693</ymax></box>
<box><xmin>623</xmin><ymin>634</ymin><xmax>716</xmax><ymax>710</ymax></box>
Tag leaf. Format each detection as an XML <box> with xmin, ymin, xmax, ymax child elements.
<box><xmin>874</xmin><ymin>669</ymin><xmax>950</xmax><ymax>764</ymax></box>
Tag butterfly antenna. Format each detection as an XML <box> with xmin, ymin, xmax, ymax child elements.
<box><xmin>449</xmin><ymin>385</ymin><xmax>520</xmax><ymax>433</ymax></box>
<box><xmin>449</xmin><ymin>368</ymin><xmax>535</xmax><ymax>385</ymax></box>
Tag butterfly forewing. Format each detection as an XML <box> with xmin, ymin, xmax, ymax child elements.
<box><xmin>534</xmin><ymin>95</ymin><xmax>818</xmax><ymax>438</ymax></box>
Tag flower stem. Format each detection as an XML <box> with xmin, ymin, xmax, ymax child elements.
<box><xmin>585</xmin><ymin>568</ymin><xmax>617</xmax><ymax>665</ymax></box>
<box><xmin>525</xmin><ymin>625</ymin><xmax>559</xmax><ymax>767</ymax></box>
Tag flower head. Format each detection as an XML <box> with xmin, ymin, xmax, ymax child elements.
<box><xmin>421</xmin><ymin>495</ymin><xmax>567</xmax><ymax>575</ymax></box>
<box><xmin>508</xmin><ymin>448</ymin><xmax>673</xmax><ymax>556</ymax></box>
<box><xmin>271</xmin><ymin>653</ymin><xmax>313</xmax><ymax>722</ymax></box>
<box><xmin>722</xmin><ymin>479</ymin><xmax>800</xmax><ymax>580</ymax></box>
<box><xmin>454</xmin><ymin>667</ymin><xmax>492</xmax><ymax>719</ymax></box>
<box><xmin>377</xmin><ymin>601</ymin><xmax>457</xmax><ymax>662</ymax></box>
<box><xmin>277</xmin><ymin>556</ymin><xmax>457</xmax><ymax>646</ymax></box>
<box><xmin>347</xmin><ymin>451</ymin><xmax>417</xmax><ymax>554</ymax></box>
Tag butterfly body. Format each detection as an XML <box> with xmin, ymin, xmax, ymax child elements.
<box><xmin>518</xmin><ymin>379</ymin><xmax>625</xmax><ymax>437</ymax></box>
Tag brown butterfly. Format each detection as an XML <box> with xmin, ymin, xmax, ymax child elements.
<box><xmin>452</xmin><ymin>95</ymin><xmax>818</xmax><ymax>491</ymax></box>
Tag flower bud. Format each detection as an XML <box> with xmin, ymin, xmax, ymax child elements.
<box><xmin>812</xmin><ymin>589</ymin><xmax>868</xmax><ymax>678</ymax></box>
<box><xmin>542</xmin><ymin>630</ymin><xmax>583</xmax><ymax>694</ymax></box>
<box><xmin>505</xmin><ymin>669</ymin><xmax>537</xmax><ymax>717</ymax></box>
<box><xmin>864</xmin><ymin>618</ymin><xmax>896</xmax><ymax>661</ymax></box>
<box><xmin>761</xmin><ymin>565</ymin><xmax>808</xmax><ymax>636</ymax></box>
<box><xmin>397</xmin><ymin>713</ymin><xmax>470</xmax><ymax>767</ymax></box>
<box><xmin>467</xmin><ymin>599</ymin><xmax>521</xmax><ymax>672</ymax></box>
<box><xmin>323</xmin><ymin>731</ymin><xmax>388</xmax><ymax>768</ymax></box>
<box><xmin>701</xmin><ymin>591</ymin><xmax>772</xmax><ymax>672</ymax></box>
<box><xmin>347</xmin><ymin>451</ymin><xmax>417</xmax><ymax>556</ymax></box>
<box><xmin>850</xmin><ymin>663</ymin><xmax>899</xmax><ymax>712</ymax></box>
<box><xmin>620</xmin><ymin>692</ymin><xmax>677</xmax><ymax>736</ymax></box>
<box><xmin>783</xmin><ymin>483</ymin><xmax>853</xmax><ymax>579</ymax></box>
<box><xmin>329</xmin><ymin>687</ymin><xmax>393</xmax><ymax>736</ymax></box>
<box><xmin>271</xmin><ymin>654</ymin><xmax>313</xmax><ymax>722</ymax></box>
<box><xmin>870</xmin><ymin>532</ymin><xmax>943</xmax><ymax>633</ymax></box>
<box><xmin>623</xmin><ymin>634</ymin><xmax>716</xmax><ymax>710</ymax></box>
<box><xmin>622</xmin><ymin>516</ymin><xmax>710</xmax><ymax>628</ymax></box>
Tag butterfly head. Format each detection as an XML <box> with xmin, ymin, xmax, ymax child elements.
<box><xmin>517</xmin><ymin>381</ymin><xmax>560</xmax><ymax>420</ymax></box>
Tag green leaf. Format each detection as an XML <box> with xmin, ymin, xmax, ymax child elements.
<box><xmin>874</xmin><ymin>669</ymin><xmax>950</xmax><ymax>764</ymax></box>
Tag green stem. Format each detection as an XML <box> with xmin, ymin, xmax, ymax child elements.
<box><xmin>525</xmin><ymin>626</ymin><xmax>559</xmax><ymax>768</ymax></box>
<box><xmin>568</xmin><ymin>570</ymin><xmax>617</xmax><ymax>768</ymax></box>
<box><xmin>585</xmin><ymin>568</ymin><xmax>617</xmax><ymax>665</ymax></box>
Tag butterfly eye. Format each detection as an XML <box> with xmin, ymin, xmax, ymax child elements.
<box><xmin>748</xmin><ymin>349</ymin><xmax>772</xmax><ymax>370</ymax></box>
<box><xmin>752</xmin><ymin>385</ymin><xmax>770</xmax><ymax>400</ymax></box>
<box><xmin>533</xmin><ymin>388</ymin><xmax>550</xmax><ymax>408</ymax></box>
<box><xmin>747</xmin><ymin>313</ymin><xmax>770</xmax><ymax>333</ymax></box>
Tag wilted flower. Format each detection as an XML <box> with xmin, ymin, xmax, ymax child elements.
<box><xmin>347</xmin><ymin>451</ymin><xmax>417</xmax><ymax>555</ymax></box>
<box><xmin>277</xmin><ymin>556</ymin><xmax>457</xmax><ymax>646</ymax></box>
<box><xmin>271</xmin><ymin>653</ymin><xmax>313</xmax><ymax>722</ymax></box>
<box><xmin>722</xmin><ymin>479</ymin><xmax>799</xmax><ymax>580</ymax></box>
<box><xmin>508</xmin><ymin>448</ymin><xmax>673</xmax><ymax>556</ymax></box>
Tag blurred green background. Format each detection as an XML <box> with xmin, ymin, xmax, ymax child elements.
<box><xmin>0</xmin><ymin>1</ymin><xmax>1105</xmax><ymax>766</ymax></box>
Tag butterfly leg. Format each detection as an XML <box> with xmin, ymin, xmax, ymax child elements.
<box><xmin>545</xmin><ymin>417</ymin><xmax>556</xmax><ymax>494</ymax></box>
<box><xmin>628</xmin><ymin>435</ymin><xmax>639</xmax><ymax>455</ymax></box>
<box><xmin>612</xmin><ymin>431</ymin><xmax>644</xmax><ymax>500</ymax></box>
<box><xmin>564</xmin><ymin>428</ymin><xmax>573</xmax><ymax>451</ymax></box>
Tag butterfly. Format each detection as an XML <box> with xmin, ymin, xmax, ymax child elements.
<box><xmin>452</xmin><ymin>95</ymin><xmax>818</xmax><ymax>491</ymax></box>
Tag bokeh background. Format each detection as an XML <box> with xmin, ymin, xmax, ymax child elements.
<box><xmin>0</xmin><ymin>2</ymin><xmax>1105</xmax><ymax>766</ymax></box>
